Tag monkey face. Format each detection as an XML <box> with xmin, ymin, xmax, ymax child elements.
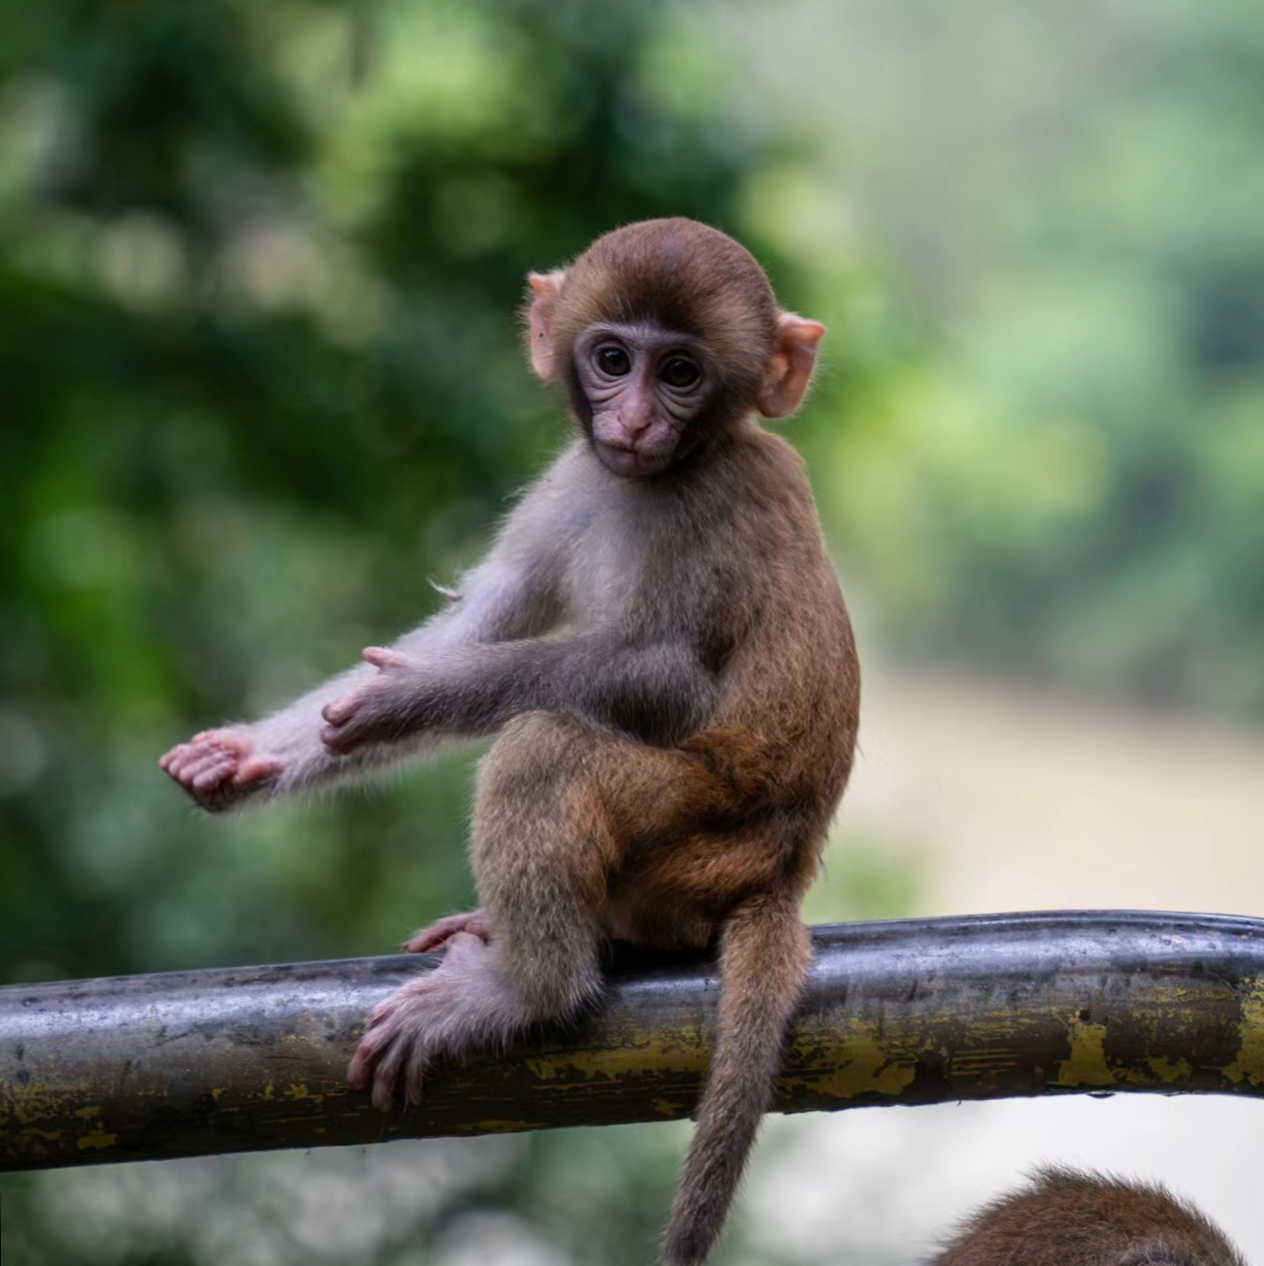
<box><xmin>524</xmin><ymin>220</ymin><xmax>826</xmax><ymax>480</ymax></box>
<box><xmin>571</xmin><ymin>322</ymin><xmax>715</xmax><ymax>478</ymax></box>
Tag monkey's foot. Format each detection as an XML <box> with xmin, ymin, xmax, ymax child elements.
<box><xmin>348</xmin><ymin>932</ymin><xmax>513</xmax><ymax>1110</ymax></box>
<box><xmin>159</xmin><ymin>729</ymin><xmax>282</xmax><ymax>812</ymax></box>
<box><xmin>402</xmin><ymin>910</ymin><xmax>490</xmax><ymax>953</ymax></box>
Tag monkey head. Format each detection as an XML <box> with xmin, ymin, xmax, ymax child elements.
<box><xmin>526</xmin><ymin>218</ymin><xmax>825</xmax><ymax>479</ymax></box>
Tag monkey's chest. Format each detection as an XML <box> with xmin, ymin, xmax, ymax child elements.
<box><xmin>563</xmin><ymin>525</ymin><xmax>654</xmax><ymax>622</ymax></box>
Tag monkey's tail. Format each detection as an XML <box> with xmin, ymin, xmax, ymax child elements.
<box><xmin>660</xmin><ymin>894</ymin><xmax>812</xmax><ymax>1266</ymax></box>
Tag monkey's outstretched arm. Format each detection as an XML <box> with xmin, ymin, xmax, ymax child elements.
<box><xmin>160</xmin><ymin>487</ymin><xmax>574</xmax><ymax>810</ymax></box>
<box><xmin>321</xmin><ymin>633</ymin><xmax>718</xmax><ymax>754</ymax></box>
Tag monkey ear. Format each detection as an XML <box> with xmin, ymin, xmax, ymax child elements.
<box><xmin>526</xmin><ymin>270</ymin><xmax>567</xmax><ymax>380</ymax></box>
<box><xmin>757</xmin><ymin>314</ymin><xmax>826</xmax><ymax>418</ymax></box>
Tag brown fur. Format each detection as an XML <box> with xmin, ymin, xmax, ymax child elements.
<box><xmin>161</xmin><ymin>218</ymin><xmax>856</xmax><ymax>1266</ymax></box>
<box><xmin>931</xmin><ymin>1169</ymin><xmax>1248</xmax><ymax>1266</ymax></box>
<box><xmin>516</xmin><ymin>224</ymin><xmax>855</xmax><ymax>1263</ymax></box>
<box><xmin>542</xmin><ymin>218</ymin><xmax>780</xmax><ymax>405</ymax></box>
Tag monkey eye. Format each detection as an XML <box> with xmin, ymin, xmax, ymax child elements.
<box><xmin>660</xmin><ymin>357</ymin><xmax>701</xmax><ymax>389</ymax></box>
<box><xmin>596</xmin><ymin>346</ymin><xmax>631</xmax><ymax>376</ymax></box>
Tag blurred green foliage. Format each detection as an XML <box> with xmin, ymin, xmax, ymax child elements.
<box><xmin>803</xmin><ymin>0</ymin><xmax>1264</xmax><ymax>716</ymax></box>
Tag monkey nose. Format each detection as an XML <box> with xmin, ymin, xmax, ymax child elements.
<box><xmin>621</xmin><ymin>408</ymin><xmax>654</xmax><ymax>439</ymax></box>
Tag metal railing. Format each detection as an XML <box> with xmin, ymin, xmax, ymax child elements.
<box><xmin>3</xmin><ymin>910</ymin><xmax>1262</xmax><ymax>1171</ymax></box>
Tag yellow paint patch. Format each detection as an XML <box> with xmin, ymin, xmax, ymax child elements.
<box><xmin>283</xmin><ymin>1082</ymin><xmax>322</xmax><ymax>1101</ymax></box>
<box><xmin>1054</xmin><ymin>1018</ymin><xmax>1115</xmax><ymax>1088</ymax></box>
<box><xmin>1222</xmin><ymin>978</ymin><xmax>1264</xmax><ymax>1087</ymax></box>
<box><xmin>788</xmin><ymin>1021</ymin><xmax>917</xmax><ymax>1100</ymax></box>
<box><xmin>11</xmin><ymin>1085</ymin><xmax>82</xmax><ymax>1127</ymax></box>
<box><xmin>949</xmin><ymin>1046</ymin><xmax>1024</xmax><ymax>1078</ymax></box>
<box><xmin>77</xmin><ymin>1123</ymin><xmax>117</xmax><ymax>1151</ymax></box>
<box><xmin>1146</xmin><ymin>1056</ymin><xmax>1193</xmax><ymax>1083</ymax></box>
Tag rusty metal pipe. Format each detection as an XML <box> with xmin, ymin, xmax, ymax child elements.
<box><xmin>3</xmin><ymin>911</ymin><xmax>1262</xmax><ymax>1171</ymax></box>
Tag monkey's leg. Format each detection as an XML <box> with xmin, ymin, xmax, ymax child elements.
<box><xmin>348</xmin><ymin>715</ymin><xmax>621</xmax><ymax>1110</ymax></box>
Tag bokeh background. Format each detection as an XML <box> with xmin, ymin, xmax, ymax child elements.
<box><xmin>2</xmin><ymin>0</ymin><xmax>1262</xmax><ymax>1262</ymax></box>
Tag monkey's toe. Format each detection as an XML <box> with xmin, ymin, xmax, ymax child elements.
<box><xmin>347</xmin><ymin>1014</ymin><xmax>430</xmax><ymax>1111</ymax></box>
<box><xmin>402</xmin><ymin>910</ymin><xmax>490</xmax><ymax>953</ymax></box>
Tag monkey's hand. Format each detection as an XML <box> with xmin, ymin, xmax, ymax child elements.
<box><xmin>159</xmin><ymin>728</ymin><xmax>284</xmax><ymax>812</ymax></box>
<box><xmin>347</xmin><ymin>931</ymin><xmax>499</xmax><ymax>1110</ymax></box>
<box><xmin>320</xmin><ymin>647</ymin><xmax>434</xmax><ymax>754</ymax></box>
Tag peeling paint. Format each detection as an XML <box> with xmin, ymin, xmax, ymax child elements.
<box><xmin>77</xmin><ymin>1124</ymin><xmax>117</xmax><ymax>1151</ymax></box>
<box><xmin>1222</xmin><ymin>978</ymin><xmax>1264</xmax><ymax>1087</ymax></box>
<box><xmin>1146</xmin><ymin>1056</ymin><xmax>1193</xmax><ymax>1083</ymax></box>
<box><xmin>526</xmin><ymin>1036</ymin><xmax>707</xmax><ymax>1083</ymax></box>
<box><xmin>1054</xmin><ymin>1018</ymin><xmax>1115</xmax><ymax>1088</ymax></box>
<box><xmin>789</xmin><ymin>1022</ymin><xmax>917</xmax><ymax>1100</ymax></box>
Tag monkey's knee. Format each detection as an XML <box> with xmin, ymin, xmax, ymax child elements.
<box><xmin>473</xmin><ymin>715</ymin><xmax>620</xmax><ymax>864</ymax></box>
<box><xmin>475</xmin><ymin>713</ymin><xmax>594</xmax><ymax>805</ymax></box>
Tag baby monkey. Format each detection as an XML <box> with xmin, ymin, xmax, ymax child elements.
<box><xmin>161</xmin><ymin>217</ymin><xmax>860</xmax><ymax>1265</ymax></box>
<box><xmin>931</xmin><ymin>1168</ymin><xmax>1247</xmax><ymax>1266</ymax></box>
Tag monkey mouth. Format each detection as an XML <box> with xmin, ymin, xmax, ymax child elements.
<box><xmin>592</xmin><ymin>440</ymin><xmax>673</xmax><ymax>479</ymax></box>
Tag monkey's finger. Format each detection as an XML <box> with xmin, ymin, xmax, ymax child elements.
<box><xmin>163</xmin><ymin>737</ymin><xmax>236</xmax><ymax>778</ymax></box>
<box><xmin>403</xmin><ymin>1047</ymin><xmax>429</xmax><ymax>1107</ymax></box>
<box><xmin>321</xmin><ymin>694</ymin><xmax>361</xmax><ymax>726</ymax></box>
<box><xmin>362</xmin><ymin>646</ymin><xmax>410</xmax><ymax>671</ymax></box>
<box><xmin>233</xmin><ymin>755</ymin><xmax>282</xmax><ymax>786</ymax></box>
<box><xmin>402</xmin><ymin>931</ymin><xmax>443</xmax><ymax>953</ymax></box>
<box><xmin>191</xmin><ymin>730</ymin><xmax>247</xmax><ymax>753</ymax></box>
<box><xmin>368</xmin><ymin>1037</ymin><xmax>409</xmax><ymax>1112</ymax></box>
<box><xmin>191</xmin><ymin>761</ymin><xmax>236</xmax><ymax>793</ymax></box>
<box><xmin>158</xmin><ymin>746</ymin><xmax>184</xmax><ymax>772</ymax></box>
<box><xmin>160</xmin><ymin>743</ymin><xmax>208</xmax><ymax>775</ymax></box>
<box><xmin>346</xmin><ymin>1023</ymin><xmax>390</xmax><ymax>1092</ymax></box>
<box><xmin>402</xmin><ymin>912</ymin><xmax>479</xmax><ymax>952</ymax></box>
<box><xmin>179</xmin><ymin>750</ymin><xmax>236</xmax><ymax>784</ymax></box>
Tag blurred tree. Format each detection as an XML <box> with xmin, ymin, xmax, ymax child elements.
<box><xmin>0</xmin><ymin>1</ymin><xmax>819</xmax><ymax>1263</ymax></box>
<box><xmin>799</xmin><ymin>0</ymin><xmax>1264</xmax><ymax>717</ymax></box>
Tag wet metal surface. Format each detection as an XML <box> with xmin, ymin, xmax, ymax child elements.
<box><xmin>2</xmin><ymin>911</ymin><xmax>1262</xmax><ymax>1171</ymax></box>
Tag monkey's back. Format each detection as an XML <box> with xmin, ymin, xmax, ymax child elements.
<box><xmin>707</xmin><ymin>425</ymin><xmax>859</xmax><ymax>817</ymax></box>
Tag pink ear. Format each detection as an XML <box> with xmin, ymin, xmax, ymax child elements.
<box><xmin>526</xmin><ymin>270</ymin><xmax>566</xmax><ymax>380</ymax></box>
<box><xmin>757</xmin><ymin>314</ymin><xmax>826</xmax><ymax>418</ymax></box>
